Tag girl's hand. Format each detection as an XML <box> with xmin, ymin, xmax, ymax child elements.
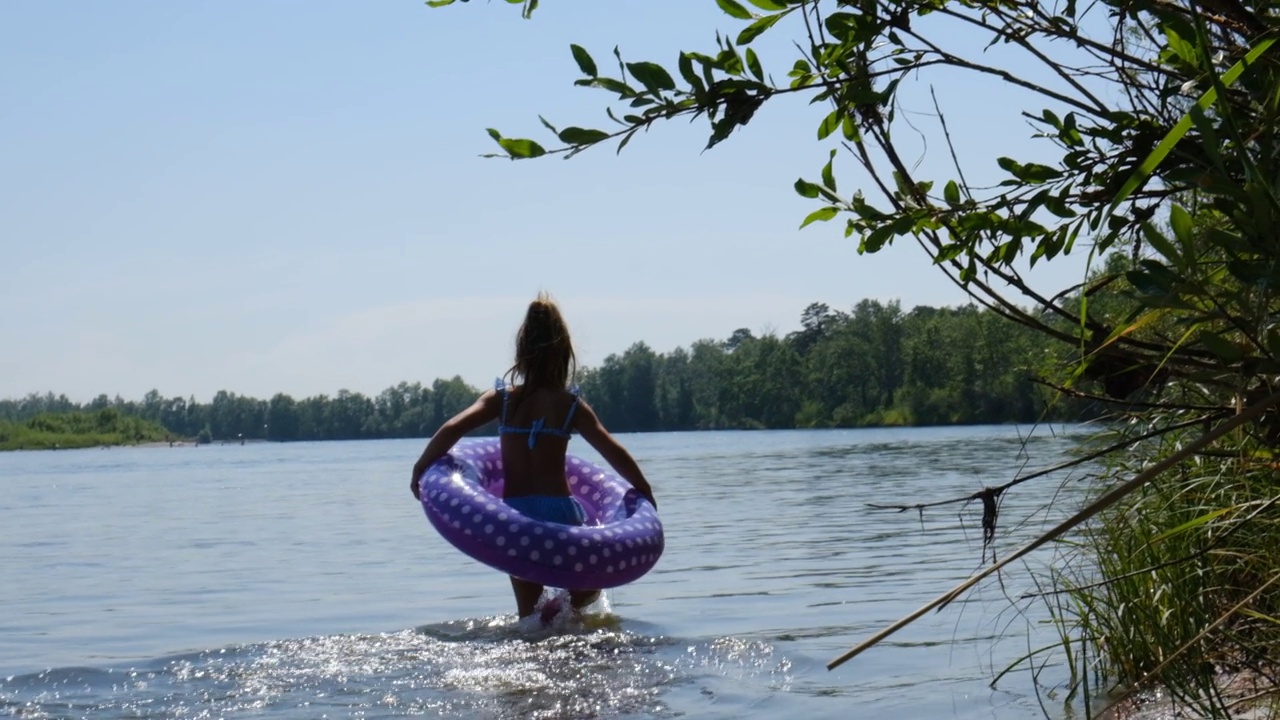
<box><xmin>410</xmin><ymin>466</ymin><xmax>424</xmax><ymax>500</ymax></box>
<box><xmin>640</xmin><ymin>487</ymin><xmax>657</xmax><ymax>509</ymax></box>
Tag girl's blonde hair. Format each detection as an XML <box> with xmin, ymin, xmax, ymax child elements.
<box><xmin>506</xmin><ymin>292</ymin><xmax>576</xmax><ymax>391</ymax></box>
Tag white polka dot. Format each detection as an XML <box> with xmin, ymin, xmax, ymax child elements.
<box><xmin>558</xmin><ymin>532</ymin><xmax>568</xmax><ymax>540</ymax></box>
<box><xmin>567</xmin><ymin>547</ymin><xmax>577</xmax><ymax>556</ymax></box>
<box><xmin>509</xmin><ymin>524</ymin><xmax>519</xmax><ymax>533</ymax></box>
<box><xmin>519</xmin><ymin>536</ymin><xmax>530</xmax><ymax>546</ymax></box>
<box><xmin>486</xmin><ymin>504</ymin><xmax>497</xmax><ymax>512</ymax></box>
<box><xmin>498</xmin><ymin>513</ymin><xmax>508</xmax><ymax>521</ymax></box>
<box><xmin>461</xmin><ymin>505</ymin><xmax>470</xmax><ymax>514</ymax></box>
<box><xmin>603</xmin><ymin>549</ymin><xmax>611</xmax><ymax>558</ymax></box>
<box><xmin>533</xmin><ymin>527</ymin><xmax>543</xmax><ymax>535</ymax></box>
<box><xmin>574</xmin><ymin>562</ymin><xmax>583</xmax><ymax>571</ymax></box>
<box><xmin>530</xmin><ymin>550</ymin><xmax>540</xmax><ymax>561</ymax></box>
<box><xmin>508</xmin><ymin>549</ymin><xmax>517</xmax><ymax>557</ymax></box>
<box><xmin>606</xmin><ymin>565</ymin><xmax>614</xmax><ymax>572</ymax></box>
<box><xmin>451</xmin><ymin>521</ymin><xmax>460</xmax><ymax>528</ymax></box>
<box><xmin>589</xmin><ymin>554</ymin><xmax>597</xmax><ymax>564</ymax></box>
<box><xmin>496</xmin><ymin>536</ymin><xmax>506</xmax><ymax>546</ymax></box>
<box><xmin>473</xmin><ymin>514</ymin><xmax>483</xmax><ymax>523</ymax></box>
<box><xmin>615</xmin><ymin>543</ymin><xmax>623</xmax><ymax>552</ymax></box>
<box><xmin>553</xmin><ymin>555</ymin><xmax>562</xmax><ymax>565</ymax></box>
<box><xmin>484</xmin><ymin>524</ymin><xmax>494</xmax><ymax>534</ymax></box>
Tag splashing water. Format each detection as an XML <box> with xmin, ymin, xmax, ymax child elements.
<box><xmin>1</xmin><ymin>602</ymin><xmax>792</xmax><ymax>720</ymax></box>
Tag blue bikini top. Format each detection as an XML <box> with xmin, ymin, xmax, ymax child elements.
<box><xmin>495</xmin><ymin>378</ymin><xmax>581</xmax><ymax>449</ymax></box>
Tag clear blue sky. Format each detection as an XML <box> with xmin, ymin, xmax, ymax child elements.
<box><xmin>1</xmin><ymin>0</ymin><xmax>1094</xmax><ymax>403</ymax></box>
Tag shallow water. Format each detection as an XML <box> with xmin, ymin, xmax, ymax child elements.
<box><xmin>1</xmin><ymin>426</ymin><xmax>1098</xmax><ymax>718</ymax></box>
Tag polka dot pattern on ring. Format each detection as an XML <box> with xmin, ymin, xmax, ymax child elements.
<box><xmin>416</xmin><ymin>437</ymin><xmax>663</xmax><ymax>589</ymax></box>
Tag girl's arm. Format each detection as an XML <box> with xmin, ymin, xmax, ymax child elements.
<box><xmin>574</xmin><ymin>399</ymin><xmax>657</xmax><ymax>508</ymax></box>
<box><xmin>410</xmin><ymin>390</ymin><xmax>501</xmax><ymax>499</ymax></box>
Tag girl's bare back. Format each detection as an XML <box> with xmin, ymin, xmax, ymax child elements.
<box><xmin>498</xmin><ymin>386</ymin><xmax>579</xmax><ymax>498</ymax></box>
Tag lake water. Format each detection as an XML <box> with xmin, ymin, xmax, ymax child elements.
<box><xmin>1</xmin><ymin>426</ymin><xmax>1101</xmax><ymax>719</ymax></box>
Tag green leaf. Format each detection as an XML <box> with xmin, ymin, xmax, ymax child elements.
<box><xmin>821</xmin><ymin>149</ymin><xmax>837</xmax><ymax>192</ymax></box>
<box><xmin>487</xmin><ymin>129</ymin><xmax>546</xmax><ymax>159</ymax></box>
<box><xmin>570</xmin><ymin>44</ymin><xmax>598</xmax><ymax>77</ymax></box>
<box><xmin>1162</xmin><ymin>26</ymin><xmax>1198</xmax><ymax>67</ymax></box>
<box><xmin>1198</xmin><ymin>331</ymin><xmax>1245</xmax><ymax>362</ymax></box>
<box><xmin>800</xmin><ymin>206</ymin><xmax>839</xmax><ymax>229</ymax></box>
<box><xmin>817</xmin><ymin>109</ymin><xmax>840</xmax><ymax>140</ymax></box>
<box><xmin>716</xmin><ymin>0</ymin><xmax>754</xmax><ymax>20</ymax></box>
<box><xmin>743</xmin><ymin>0</ymin><xmax>786</xmax><ymax>9</ymax></box>
<box><xmin>737</xmin><ymin>12</ymin><xmax>783</xmax><ymax>45</ymax></box>
<box><xmin>1168</xmin><ymin>204</ymin><xmax>1194</xmax><ymax>247</ymax></box>
<box><xmin>558</xmin><ymin>127</ymin><xmax>611</xmax><ymax>145</ymax></box>
<box><xmin>500</xmin><ymin>138</ymin><xmax>546</xmax><ymax>159</ymax></box>
<box><xmin>794</xmin><ymin>178</ymin><xmax>821</xmax><ymax>199</ymax></box>
<box><xmin>426</xmin><ymin>0</ymin><xmax>457</xmax><ymax>7</ymax></box>
<box><xmin>745</xmin><ymin>48</ymin><xmax>764</xmax><ymax>82</ymax></box>
<box><xmin>841</xmin><ymin>114</ymin><xmax>859</xmax><ymax>141</ymax></box>
<box><xmin>997</xmin><ymin>157</ymin><xmax>1062</xmax><ymax>183</ymax></box>
<box><xmin>1140</xmin><ymin>222</ymin><xmax>1183</xmax><ymax>267</ymax></box>
<box><xmin>1043</xmin><ymin>193</ymin><xmax>1076</xmax><ymax>218</ymax></box>
<box><xmin>678</xmin><ymin>53</ymin><xmax>700</xmax><ymax>89</ymax></box>
<box><xmin>1150</xmin><ymin>506</ymin><xmax>1233</xmax><ymax>544</ymax></box>
<box><xmin>935</xmin><ymin>243</ymin><xmax>965</xmax><ymax>262</ymax></box>
<box><xmin>626</xmin><ymin>61</ymin><xmax>676</xmax><ymax>93</ymax></box>
<box><xmin>1017</xmin><ymin>163</ymin><xmax>1062</xmax><ymax>183</ymax></box>
<box><xmin>944</xmin><ymin>180</ymin><xmax>960</xmax><ymax>205</ymax></box>
<box><xmin>616</xmin><ymin>127</ymin><xmax>639</xmax><ymax>154</ymax></box>
<box><xmin>588</xmin><ymin>77</ymin><xmax>636</xmax><ymax>97</ymax></box>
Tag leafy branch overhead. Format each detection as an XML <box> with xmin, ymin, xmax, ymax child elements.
<box><xmin>429</xmin><ymin>0</ymin><xmax>1280</xmax><ymax>410</ymax></box>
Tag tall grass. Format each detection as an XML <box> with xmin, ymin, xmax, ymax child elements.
<box><xmin>1043</xmin><ymin>424</ymin><xmax>1280</xmax><ymax>716</ymax></box>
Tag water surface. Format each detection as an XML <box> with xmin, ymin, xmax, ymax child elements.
<box><xmin>1</xmin><ymin>426</ymin><xmax>1098</xmax><ymax>718</ymax></box>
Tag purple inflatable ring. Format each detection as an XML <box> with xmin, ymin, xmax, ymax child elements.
<box><xmin>418</xmin><ymin>438</ymin><xmax>664</xmax><ymax>589</ymax></box>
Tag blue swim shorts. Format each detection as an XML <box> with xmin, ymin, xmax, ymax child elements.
<box><xmin>505</xmin><ymin>495</ymin><xmax>587</xmax><ymax>526</ymax></box>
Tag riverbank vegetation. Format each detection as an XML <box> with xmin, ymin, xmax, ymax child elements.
<box><xmin>0</xmin><ymin>408</ymin><xmax>171</xmax><ymax>451</ymax></box>
<box><xmin>0</xmin><ymin>298</ymin><xmax>1095</xmax><ymax>446</ymax></box>
<box><xmin>428</xmin><ymin>0</ymin><xmax>1280</xmax><ymax>714</ymax></box>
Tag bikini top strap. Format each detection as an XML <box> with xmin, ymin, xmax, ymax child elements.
<box><xmin>560</xmin><ymin>384</ymin><xmax>582</xmax><ymax>433</ymax></box>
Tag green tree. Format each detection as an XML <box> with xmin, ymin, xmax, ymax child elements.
<box><xmin>266</xmin><ymin>393</ymin><xmax>301</xmax><ymax>441</ymax></box>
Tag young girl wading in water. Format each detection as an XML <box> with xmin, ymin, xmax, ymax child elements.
<box><xmin>410</xmin><ymin>294</ymin><xmax>658</xmax><ymax>619</ymax></box>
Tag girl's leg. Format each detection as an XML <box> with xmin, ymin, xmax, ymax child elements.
<box><xmin>569</xmin><ymin>589</ymin><xmax>601</xmax><ymax>610</ymax></box>
<box><xmin>510</xmin><ymin>576</ymin><xmax>544</xmax><ymax>618</ymax></box>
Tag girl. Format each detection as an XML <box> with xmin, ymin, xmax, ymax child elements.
<box><xmin>410</xmin><ymin>293</ymin><xmax>658</xmax><ymax>619</ymax></box>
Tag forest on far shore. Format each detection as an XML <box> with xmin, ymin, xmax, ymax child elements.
<box><xmin>1</xmin><ymin>299</ymin><xmax>1097</xmax><ymax>446</ymax></box>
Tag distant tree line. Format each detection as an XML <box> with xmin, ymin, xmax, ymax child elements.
<box><xmin>0</xmin><ymin>300</ymin><xmax>1091</xmax><ymax>443</ymax></box>
<box><xmin>578</xmin><ymin>300</ymin><xmax>1087</xmax><ymax>431</ymax></box>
